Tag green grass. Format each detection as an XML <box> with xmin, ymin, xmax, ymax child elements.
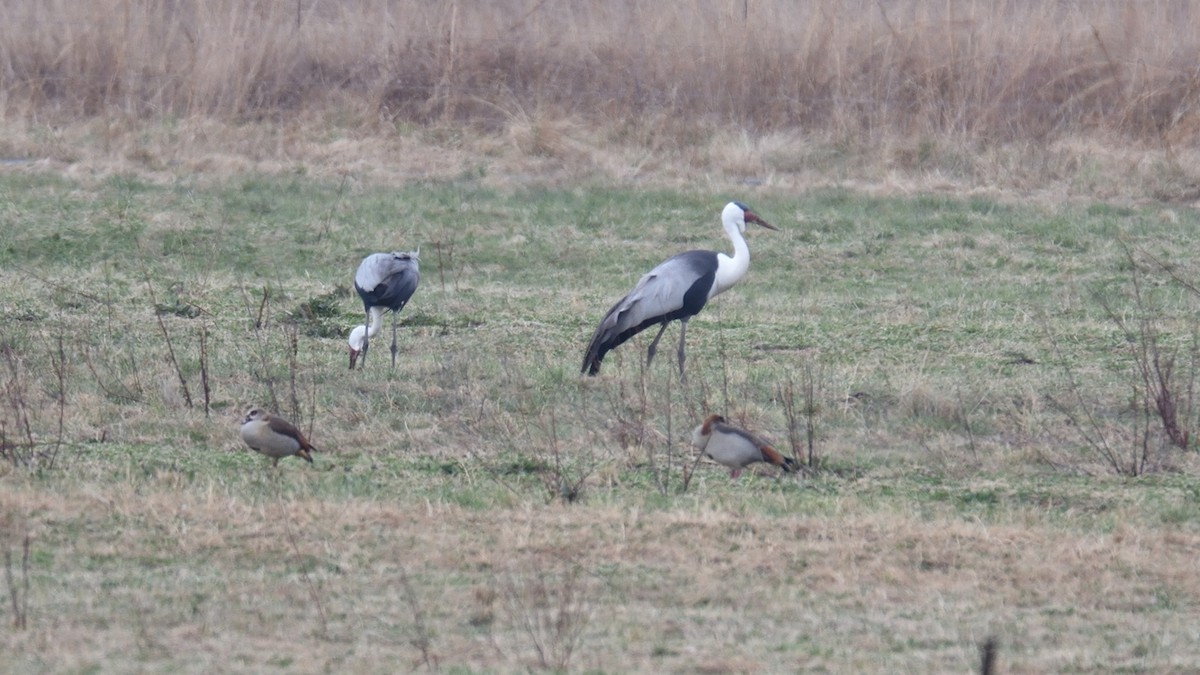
<box><xmin>4</xmin><ymin>172</ymin><xmax>1200</xmax><ymax>671</ymax></box>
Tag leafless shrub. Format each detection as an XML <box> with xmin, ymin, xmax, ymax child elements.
<box><xmin>1</xmin><ymin>343</ymin><xmax>37</xmax><ymax>469</ymax></box>
<box><xmin>535</xmin><ymin>410</ymin><xmax>591</xmax><ymax>504</ymax></box>
<box><xmin>0</xmin><ymin>330</ymin><xmax>68</xmax><ymax>471</ymax></box>
<box><xmin>498</xmin><ymin>560</ymin><xmax>592</xmax><ymax>672</ymax></box>
<box><xmin>1046</xmin><ymin>320</ymin><xmax>1156</xmax><ymax>477</ymax></box>
<box><xmin>242</xmin><ymin>284</ymin><xmax>281</xmax><ymax>413</ymax></box>
<box><xmin>1096</xmin><ymin>242</ymin><xmax>1199</xmax><ymax>453</ymax></box>
<box><xmin>397</xmin><ymin>564</ymin><xmax>439</xmax><ymax>670</ymax></box>
<box><xmin>1043</xmin><ymin>241</ymin><xmax>1200</xmax><ymax>476</ymax></box>
<box><xmin>778</xmin><ymin>360</ymin><xmax>822</xmax><ymax>470</ymax></box>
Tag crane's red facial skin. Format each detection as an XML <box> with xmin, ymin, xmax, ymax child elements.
<box><xmin>744</xmin><ymin>210</ymin><xmax>779</xmax><ymax>231</ymax></box>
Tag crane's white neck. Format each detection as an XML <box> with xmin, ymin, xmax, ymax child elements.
<box><xmin>348</xmin><ymin>306</ymin><xmax>386</xmax><ymax>350</ymax></box>
<box><xmin>711</xmin><ymin>210</ymin><xmax>751</xmax><ymax>298</ymax></box>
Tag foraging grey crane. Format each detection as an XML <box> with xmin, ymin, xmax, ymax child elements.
<box><xmin>690</xmin><ymin>414</ymin><xmax>797</xmax><ymax>479</ymax></box>
<box><xmin>349</xmin><ymin>249</ymin><xmax>420</xmax><ymax>369</ymax></box>
<box><xmin>240</xmin><ymin>407</ymin><xmax>317</xmax><ymax>466</ymax></box>
<box><xmin>581</xmin><ymin>201</ymin><xmax>777</xmax><ymax>380</ymax></box>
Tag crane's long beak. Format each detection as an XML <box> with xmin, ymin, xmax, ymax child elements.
<box><xmin>745</xmin><ymin>211</ymin><xmax>779</xmax><ymax>231</ymax></box>
<box><xmin>348</xmin><ymin>347</ymin><xmax>360</xmax><ymax>370</ymax></box>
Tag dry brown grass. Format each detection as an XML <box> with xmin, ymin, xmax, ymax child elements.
<box><xmin>3</xmin><ymin>0</ymin><xmax>1199</xmax><ymax>139</ymax></box>
<box><xmin>4</xmin><ymin>474</ymin><xmax>1200</xmax><ymax>672</ymax></box>
<box><xmin>2</xmin><ymin>1</ymin><xmax>1200</xmax><ymax>198</ymax></box>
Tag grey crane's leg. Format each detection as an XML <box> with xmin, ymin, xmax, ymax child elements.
<box><xmin>645</xmin><ymin>322</ymin><xmax>671</xmax><ymax>367</ymax></box>
<box><xmin>676</xmin><ymin>319</ymin><xmax>689</xmax><ymax>383</ymax></box>
<box><xmin>359</xmin><ymin>310</ymin><xmax>371</xmax><ymax>369</ymax></box>
<box><xmin>390</xmin><ymin>310</ymin><xmax>399</xmax><ymax>370</ymax></box>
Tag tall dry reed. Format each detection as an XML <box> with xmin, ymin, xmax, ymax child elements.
<box><xmin>1</xmin><ymin>0</ymin><xmax>1199</xmax><ymax>146</ymax></box>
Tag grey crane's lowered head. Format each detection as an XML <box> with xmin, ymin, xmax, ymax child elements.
<box><xmin>239</xmin><ymin>407</ymin><xmax>318</xmax><ymax>466</ymax></box>
<box><xmin>690</xmin><ymin>413</ymin><xmax>797</xmax><ymax>479</ymax></box>
<box><xmin>581</xmin><ymin>201</ymin><xmax>778</xmax><ymax>381</ymax></box>
<box><xmin>349</xmin><ymin>248</ymin><xmax>421</xmax><ymax>370</ymax></box>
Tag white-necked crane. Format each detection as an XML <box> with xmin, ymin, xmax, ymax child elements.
<box><xmin>240</xmin><ymin>407</ymin><xmax>318</xmax><ymax>467</ymax></box>
<box><xmin>581</xmin><ymin>201</ymin><xmax>777</xmax><ymax>380</ymax></box>
<box><xmin>690</xmin><ymin>414</ymin><xmax>797</xmax><ymax>479</ymax></box>
<box><xmin>349</xmin><ymin>249</ymin><xmax>420</xmax><ymax>370</ymax></box>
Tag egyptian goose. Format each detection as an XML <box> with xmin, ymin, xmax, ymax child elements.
<box><xmin>690</xmin><ymin>413</ymin><xmax>797</xmax><ymax>479</ymax></box>
<box><xmin>239</xmin><ymin>407</ymin><xmax>317</xmax><ymax>466</ymax></box>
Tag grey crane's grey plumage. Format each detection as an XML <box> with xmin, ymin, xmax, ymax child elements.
<box><xmin>581</xmin><ymin>201</ymin><xmax>777</xmax><ymax>380</ymax></box>
<box><xmin>239</xmin><ymin>407</ymin><xmax>317</xmax><ymax>467</ymax></box>
<box><xmin>690</xmin><ymin>414</ymin><xmax>797</xmax><ymax>479</ymax></box>
<box><xmin>349</xmin><ymin>249</ymin><xmax>420</xmax><ymax>370</ymax></box>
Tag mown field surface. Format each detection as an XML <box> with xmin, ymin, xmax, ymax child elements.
<box><xmin>3</xmin><ymin>170</ymin><xmax>1200</xmax><ymax>672</ymax></box>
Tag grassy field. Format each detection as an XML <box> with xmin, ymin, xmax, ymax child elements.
<box><xmin>4</xmin><ymin>1</ymin><xmax>1200</xmax><ymax>672</ymax></box>
<box><xmin>2</xmin><ymin>168</ymin><xmax>1200</xmax><ymax>673</ymax></box>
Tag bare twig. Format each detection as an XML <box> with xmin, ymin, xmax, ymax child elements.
<box><xmin>285</xmin><ymin>321</ymin><xmax>301</xmax><ymax>423</ymax></box>
<box><xmin>1042</xmin><ymin>312</ymin><xmax>1136</xmax><ymax>475</ymax></box>
<box><xmin>499</xmin><ymin>561</ymin><xmax>590</xmax><ymax>671</ymax></box>
<box><xmin>49</xmin><ymin>331</ymin><xmax>67</xmax><ymax>469</ymax></box>
<box><xmin>2</xmin><ymin>343</ymin><xmax>36</xmax><ymax>467</ymax></box>
<box><xmin>138</xmin><ymin>255</ymin><xmax>193</xmax><ymax>409</ymax></box>
<box><xmin>780</xmin><ymin>361</ymin><xmax>822</xmax><ymax>470</ymax></box>
<box><xmin>539</xmin><ymin>409</ymin><xmax>590</xmax><ymax>504</ymax></box>
<box><xmin>397</xmin><ymin>564</ymin><xmax>439</xmax><ymax>669</ymax></box>
<box><xmin>199</xmin><ymin>325</ymin><xmax>211</xmax><ymax>418</ymax></box>
<box><xmin>318</xmin><ymin>172</ymin><xmax>351</xmax><ymax>243</ymax></box>
<box><xmin>4</xmin><ymin>534</ymin><xmax>31</xmax><ymax>629</ymax></box>
<box><xmin>241</xmin><ymin>284</ymin><xmax>280</xmax><ymax>413</ymax></box>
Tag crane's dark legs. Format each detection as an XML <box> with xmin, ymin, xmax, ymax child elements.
<box><xmin>676</xmin><ymin>319</ymin><xmax>689</xmax><ymax>383</ymax></box>
<box><xmin>645</xmin><ymin>322</ymin><xmax>671</xmax><ymax>367</ymax></box>
<box><xmin>390</xmin><ymin>309</ymin><xmax>399</xmax><ymax>370</ymax></box>
<box><xmin>359</xmin><ymin>310</ymin><xmax>371</xmax><ymax>369</ymax></box>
